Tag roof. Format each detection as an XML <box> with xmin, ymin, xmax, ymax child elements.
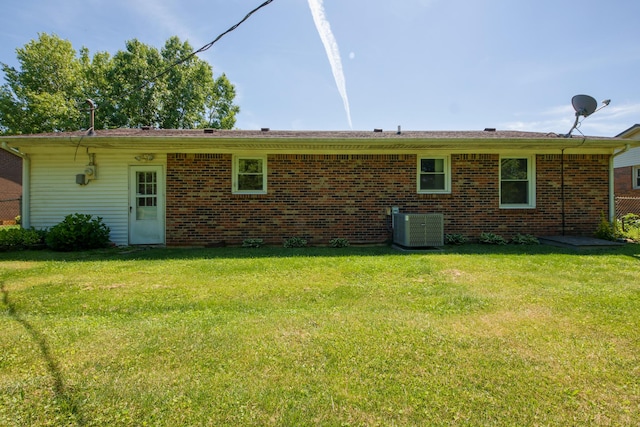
<box><xmin>2</xmin><ymin>128</ymin><xmax>636</xmax><ymax>154</ymax></box>
<box><xmin>616</xmin><ymin>124</ymin><xmax>640</xmax><ymax>139</ymax></box>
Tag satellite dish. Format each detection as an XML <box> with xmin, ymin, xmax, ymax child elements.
<box><xmin>563</xmin><ymin>94</ymin><xmax>609</xmax><ymax>137</ymax></box>
<box><xmin>571</xmin><ymin>94</ymin><xmax>598</xmax><ymax>117</ymax></box>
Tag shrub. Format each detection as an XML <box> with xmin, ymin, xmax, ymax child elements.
<box><xmin>594</xmin><ymin>212</ymin><xmax>621</xmax><ymax>241</ymax></box>
<box><xmin>0</xmin><ymin>227</ymin><xmax>46</xmax><ymax>251</ymax></box>
<box><xmin>284</xmin><ymin>237</ymin><xmax>307</xmax><ymax>248</ymax></box>
<box><xmin>445</xmin><ymin>233</ymin><xmax>468</xmax><ymax>245</ymax></box>
<box><xmin>15</xmin><ymin>215</ymin><xmax>21</xmax><ymax>225</ymax></box>
<box><xmin>45</xmin><ymin>213</ymin><xmax>111</xmax><ymax>252</ymax></box>
<box><xmin>242</xmin><ymin>238</ymin><xmax>264</xmax><ymax>248</ymax></box>
<box><xmin>618</xmin><ymin>214</ymin><xmax>640</xmax><ymax>242</ymax></box>
<box><xmin>510</xmin><ymin>233</ymin><xmax>540</xmax><ymax>245</ymax></box>
<box><xmin>479</xmin><ymin>232</ymin><xmax>508</xmax><ymax>245</ymax></box>
<box><xmin>329</xmin><ymin>238</ymin><xmax>350</xmax><ymax>248</ymax></box>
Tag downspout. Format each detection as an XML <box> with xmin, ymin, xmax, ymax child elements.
<box><xmin>561</xmin><ymin>148</ymin><xmax>566</xmax><ymax>235</ymax></box>
<box><xmin>610</xmin><ymin>144</ymin><xmax>631</xmax><ymax>223</ymax></box>
<box><xmin>1</xmin><ymin>142</ymin><xmax>30</xmax><ymax>228</ymax></box>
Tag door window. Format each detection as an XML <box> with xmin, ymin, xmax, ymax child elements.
<box><xmin>136</xmin><ymin>171</ymin><xmax>158</xmax><ymax>220</ymax></box>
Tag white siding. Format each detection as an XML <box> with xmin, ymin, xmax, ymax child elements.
<box><xmin>615</xmin><ymin>147</ymin><xmax>640</xmax><ymax>168</ymax></box>
<box><xmin>28</xmin><ymin>149</ymin><xmax>166</xmax><ymax>246</ymax></box>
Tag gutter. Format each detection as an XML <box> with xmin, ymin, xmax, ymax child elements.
<box><xmin>1</xmin><ymin>142</ymin><xmax>30</xmax><ymax>228</ymax></box>
<box><xmin>609</xmin><ymin>144</ymin><xmax>632</xmax><ymax>223</ymax></box>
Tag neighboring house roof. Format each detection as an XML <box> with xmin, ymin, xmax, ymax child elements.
<box><xmin>615</xmin><ymin>124</ymin><xmax>640</xmax><ymax>168</ymax></box>
<box><xmin>616</xmin><ymin>124</ymin><xmax>640</xmax><ymax>139</ymax></box>
<box><xmin>2</xmin><ymin>128</ymin><xmax>635</xmax><ymax>153</ymax></box>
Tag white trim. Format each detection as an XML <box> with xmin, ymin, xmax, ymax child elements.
<box><xmin>633</xmin><ymin>165</ymin><xmax>640</xmax><ymax>190</ymax></box>
<box><xmin>499</xmin><ymin>155</ymin><xmax>536</xmax><ymax>209</ymax></box>
<box><xmin>417</xmin><ymin>155</ymin><xmax>451</xmax><ymax>194</ymax></box>
<box><xmin>232</xmin><ymin>155</ymin><xmax>267</xmax><ymax>194</ymax></box>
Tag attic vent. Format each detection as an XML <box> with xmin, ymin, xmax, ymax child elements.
<box><xmin>393</xmin><ymin>213</ymin><xmax>444</xmax><ymax>248</ymax></box>
<box><xmin>373</xmin><ymin>128</ymin><xmax>383</xmax><ymax>133</ymax></box>
<box><xmin>261</xmin><ymin>127</ymin><xmax>270</xmax><ymax>132</ymax></box>
<box><xmin>484</xmin><ymin>128</ymin><xmax>496</xmax><ymax>132</ymax></box>
<box><xmin>204</xmin><ymin>128</ymin><xmax>214</xmax><ymax>134</ymax></box>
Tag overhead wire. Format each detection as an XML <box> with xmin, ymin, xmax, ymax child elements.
<box><xmin>137</xmin><ymin>0</ymin><xmax>275</xmax><ymax>90</ymax></box>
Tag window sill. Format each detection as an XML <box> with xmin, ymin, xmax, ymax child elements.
<box><xmin>499</xmin><ymin>205</ymin><xmax>536</xmax><ymax>209</ymax></box>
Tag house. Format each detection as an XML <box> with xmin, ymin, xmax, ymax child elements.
<box><xmin>614</xmin><ymin>124</ymin><xmax>640</xmax><ymax>195</ymax></box>
<box><xmin>0</xmin><ymin>148</ymin><xmax>22</xmax><ymax>223</ymax></box>
<box><xmin>613</xmin><ymin>124</ymin><xmax>640</xmax><ymax>217</ymax></box>
<box><xmin>1</xmin><ymin>128</ymin><xmax>636</xmax><ymax>246</ymax></box>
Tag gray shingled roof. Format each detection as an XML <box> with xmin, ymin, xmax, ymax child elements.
<box><xmin>3</xmin><ymin>128</ymin><xmax>633</xmax><ymax>152</ymax></box>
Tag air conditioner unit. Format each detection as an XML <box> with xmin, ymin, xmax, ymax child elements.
<box><xmin>393</xmin><ymin>213</ymin><xmax>444</xmax><ymax>248</ymax></box>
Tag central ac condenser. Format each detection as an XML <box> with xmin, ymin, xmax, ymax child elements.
<box><xmin>393</xmin><ymin>213</ymin><xmax>444</xmax><ymax>247</ymax></box>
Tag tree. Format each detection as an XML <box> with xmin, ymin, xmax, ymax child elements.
<box><xmin>0</xmin><ymin>34</ymin><xmax>84</xmax><ymax>134</ymax></box>
<box><xmin>0</xmin><ymin>34</ymin><xmax>239</xmax><ymax>134</ymax></box>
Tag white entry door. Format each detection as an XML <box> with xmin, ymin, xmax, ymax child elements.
<box><xmin>129</xmin><ymin>165</ymin><xmax>165</xmax><ymax>245</ymax></box>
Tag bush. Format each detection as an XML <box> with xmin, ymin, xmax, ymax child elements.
<box><xmin>14</xmin><ymin>215</ymin><xmax>21</xmax><ymax>225</ymax></box>
<box><xmin>479</xmin><ymin>232</ymin><xmax>508</xmax><ymax>245</ymax></box>
<box><xmin>242</xmin><ymin>238</ymin><xmax>264</xmax><ymax>248</ymax></box>
<box><xmin>445</xmin><ymin>233</ymin><xmax>468</xmax><ymax>245</ymax></box>
<box><xmin>329</xmin><ymin>238</ymin><xmax>350</xmax><ymax>248</ymax></box>
<box><xmin>284</xmin><ymin>237</ymin><xmax>307</xmax><ymax>248</ymax></box>
<box><xmin>594</xmin><ymin>212</ymin><xmax>621</xmax><ymax>241</ymax></box>
<box><xmin>619</xmin><ymin>213</ymin><xmax>640</xmax><ymax>242</ymax></box>
<box><xmin>510</xmin><ymin>233</ymin><xmax>540</xmax><ymax>245</ymax></box>
<box><xmin>0</xmin><ymin>227</ymin><xmax>46</xmax><ymax>251</ymax></box>
<box><xmin>45</xmin><ymin>214</ymin><xmax>111</xmax><ymax>252</ymax></box>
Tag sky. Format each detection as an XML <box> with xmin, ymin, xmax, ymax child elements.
<box><xmin>1</xmin><ymin>0</ymin><xmax>639</xmax><ymax>137</ymax></box>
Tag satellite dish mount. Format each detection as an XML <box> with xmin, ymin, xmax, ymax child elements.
<box><xmin>563</xmin><ymin>94</ymin><xmax>610</xmax><ymax>138</ymax></box>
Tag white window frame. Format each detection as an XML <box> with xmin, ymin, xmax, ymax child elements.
<box><xmin>232</xmin><ymin>155</ymin><xmax>267</xmax><ymax>194</ymax></box>
<box><xmin>499</xmin><ymin>155</ymin><xmax>536</xmax><ymax>209</ymax></box>
<box><xmin>633</xmin><ymin>165</ymin><xmax>640</xmax><ymax>189</ymax></box>
<box><xmin>417</xmin><ymin>155</ymin><xmax>451</xmax><ymax>194</ymax></box>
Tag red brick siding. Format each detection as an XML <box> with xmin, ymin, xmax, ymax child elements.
<box><xmin>166</xmin><ymin>153</ymin><xmax>611</xmax><ymax>246</ymax></box>
<box><xmin>0</xmin><ymin>151</ymin><xmax>22</xmax><ymax>221</ymax></box>
<box><xmin>615</xmin><ymin>166</ymin><xmax>640</xmax><ymax>197</ymax></box>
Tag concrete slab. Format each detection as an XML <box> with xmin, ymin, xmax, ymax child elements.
<box><xmin>539</xmin><ymin>236</ymin><xmax>625</xmax><ymax>250</ymax></box>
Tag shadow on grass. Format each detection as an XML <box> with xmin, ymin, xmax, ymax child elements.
<box><xmin>1</xmin><ymin>281</ymin><xmax>86</xmax><ymax>426</ymax></box>
<box><xmin>0</xmin><ymin>242</ymin><xmax>639</xmax><ymax>263</ymax></box>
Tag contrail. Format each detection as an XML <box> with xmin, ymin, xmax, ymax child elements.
<box><xmin>307</xmin><ymin>0</ymin><xmax>353</xmax><ymax>129</ymax></box>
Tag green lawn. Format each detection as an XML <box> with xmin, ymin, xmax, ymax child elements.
<box><xmin>1</xmin><ymin>244</ymin><xmax>639</xmax><ymax>426</ymax></box>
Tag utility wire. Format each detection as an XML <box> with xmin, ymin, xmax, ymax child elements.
<box><xmin>138</xmin><ymin>0</ymin><xmax>275</xmax><ymax>90</ymax></box>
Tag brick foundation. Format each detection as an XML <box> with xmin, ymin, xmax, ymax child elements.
<box><xmin>166</xmin><ymin>153</ymin><xmax>611</xmax><ymax>246</ymax></box>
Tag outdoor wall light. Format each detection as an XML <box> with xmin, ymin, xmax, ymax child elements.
<box><xmin>135</xmin><ymin>154</ymin><xmax>155</xmax><ymax>162</ymax></box>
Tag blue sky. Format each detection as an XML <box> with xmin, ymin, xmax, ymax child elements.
<box><xmin>1</xmin><ymin>0</ymin><xmax>639</xmax><ymax>136</ymax></box>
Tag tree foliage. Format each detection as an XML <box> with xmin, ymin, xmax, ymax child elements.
<box><xmin>0</xmin><ymin>34</ymin><xmax>239</xmax><ymax>134</ymax></box>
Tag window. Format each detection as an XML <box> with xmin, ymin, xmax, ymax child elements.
<box><xmin>136</xmin><ymin>171</ymin><xmax>158</xmax><ymax>220</ymax></box>
<box><xmin>634</xmin><ymin>166</ymin><xmax>640</xmax><ymax>189</ymax></box>
<box><xmin>417</xmin><ymin>156</ymin><xmax>450</xmax><ymax>193</ymax></box>
<box><xmin>500</xmin><ymin>156</ymin><xmax>535</xmax><ymax>208</ymax></box>
<box><xmin>233</xmin><ymin>156</ymin><xmax>267</xmax><ymax>194</ymax></box>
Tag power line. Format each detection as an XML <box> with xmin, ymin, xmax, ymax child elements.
<box><xmin>138</xmin><ymin>0</ymin><xmax>275</xmax><ymax>90</ymax></box>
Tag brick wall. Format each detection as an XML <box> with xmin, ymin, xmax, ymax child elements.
<box><xmin>615</xmin><ymin>166</ymin><xmax>640</xmax><ymax>197</ymax></box>
<box><xmin>166</xmin><ymin>153</ymin><xmax>611</xmax><ymax>246</ymax></box>
<box><xmin>0</xmin><ymin>150</ymin><xmax>22</xmax><ymax>221</ymax></box>
<box><xmin>0</xmin><ymin>150</ymin><xmax>22</xmax><ymax>198</ymax></box>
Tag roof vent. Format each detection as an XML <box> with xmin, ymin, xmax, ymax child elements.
<box><xmin>374</xmin><ymin>128</ymin><xmax>383</xmax><ymax>133</ymax></box>
<box><xmin>204</xmin><ymin>128</ymin><xmax>214</xmax><ymax>134</ymax></box>
<box><xmin>141</xmin><ymin>126</ymin><xmax>151</xmax><ymax>131</ymax></box>
<box><xmin>261</xmin><ymin>127</ymin><xmax>270</xmax><ymax>132</ymax></box>
<box><xmin>484</xmin><ymin>128</ymin><xmax>496</xmax><ymax>132</ymax></box>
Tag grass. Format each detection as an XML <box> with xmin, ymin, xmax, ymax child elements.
<box><xmin>1</xmin><ymin>244</ymin><xmax>639</xmax><ymax>426</ymax></box>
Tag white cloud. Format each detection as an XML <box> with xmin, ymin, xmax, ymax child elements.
<box><xmin>501</xmin><ymin>102</ymin><xmax>640</xmax><ymax>137</ymax></box>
